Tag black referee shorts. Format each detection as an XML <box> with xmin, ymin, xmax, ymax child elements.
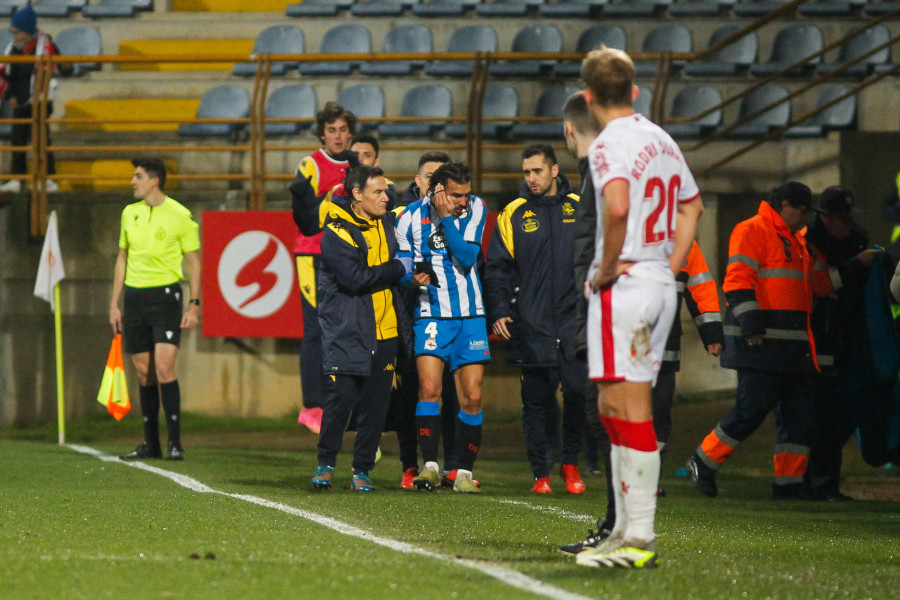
<box><xmin>123</xmin><ymin>284</ymin><xmax>183</xmax><ymax>354</ymax></box>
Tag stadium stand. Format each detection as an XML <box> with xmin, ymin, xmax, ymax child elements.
<box><xmin>264</xmin><ymin>84</ymin><xmax>317</xmax><ymax>136</ymax></box>
<box><xmin>412</xmin><ymin>0</ymin><xmax>482</xmax><ymax>15</ymax></box>
<box><xmin>445</xmin><ymin>83</ymin><xmax>518</xmax><ymax>138</ymax></box>
<box><xmin>683</xmin><ymin>25</ymin><xmax>758</xmax><ymax>77</ymax></box>
<box><xmin>539</xmin><ymin>0</ymin><xmax>607</xmax><ymax>17</ymax></box>
<box><xmin>64</xmin><ymin>98</ymin><xmax>200</xmax><ymax>131</ymax></box>
<box><xmin>555</xmin><ymin>24</ymin><xmax>626</xmax><ymax>77</ymax></box>
<box><xmin>118</xmin><ymin>38</ymin><xmax>254</xmax><ymax>71</ymax></box>
<box><xmin>634</xmin><ymin>85</ymin><xmax>653</xmax><ymax>117</ymax></box>
<box><xmin>424</xmin><ymin>24</ymin><xmax>497</xmax><ymax>77</ymax></box>
<box><xmin>351</xmin><ymin>0</ymin><xmax>412</xmax><ymax>17</ymax></box>
<box><xmin>750</xmin><ymin>23</ymin><xmax>824</xmax><ymax>77</ymax></box>
<box><xmin>297</xmin><ymin>24</ymin><xmax>371</xmax><ymax>76</ymax></box>
<box><xmin>865</xmin><ymin>0</ymin><xmax>900</xmax><ymax>15</ymax></box>
<box><xmin>818</xmin><ymin>25</ymin><xmax>892</xmax><ymax>77</ymax></box>
<box><xmin>798</xmin><ymin>0</ymin><xmax>862</xmax><ymax>16</ymax></box>
<box><xmin>511</xmin><ymin>83</ymin><xmax>579</xmax><ymax>139</ymax></box>
<box><xmin>55</xmin><ymin>27</ymin><xmax>102</xmax><ymax>76</ymax></box>
<box><xmin>0</xmin><ymin>3</ymin><xmax>25</xmax><ymax>18</ymax></box>
<box><xmin>663</xmin><ymin>84</ymin><xmax>724</xmax><ymax>138</ymax></box>
<box><xmin>285</xmin><ymin>0</ymin><xmax>351</xmax><ymax>16</ymax></box>
<box><xmin>732</xmin><ymin>0</ymin><xmax>793</xmax><ymax>16</ymax></box>
<box><xmin>489</xmin><ymin>24</ymin><xmax>562</xmax><ymax>77</ymax></box>
<box><xmin>727</xmin><ymin>83</ymin><xmax>791</xmax><ymax>137</ymax></box>
<box><xmin>635</xmin><ymin>24</ymin><xmax>692</xmax><ymax>77</ymax></box>
<box><xmin>177</xmin><ymin>85</ymin><xmax>250</xmax><ymax>137</ymax></box>
<box><xmin>668</xmin><ymin>0</ymin><xmax>735</xmax><ymax>16</ymax></box>
<box><xmin>82</xmin><ymin>0</ymin><xmax>153</xmax><ymax>18</ymax></box>
<box><xmin>476</xmin><ymin>0</ymin><xmax>541</xmax><ymax>17</ymax></box>
<box><xmin>379</xmin><ymin>84</ymin><xmax>452</xmax><ymax>137</ymax></box>
<box><xmin>233</xmin><ymin>25</ymin><xmax>304</xmax><ymax>77</ymax></box>
<box><xmin>337</xmin><ymin>84</ymin><xmax>385</xmax><ymax>132</ymax></box>
<box><xmin>32</xmin><ymin>0</ymin><xmax>86</xmax><ymax>18</ymax></box>
<box><xmin>603</xmin><ymin>0</ymin><xmax>671</xmax><ymax>16</ymax></box>
<box><xmin>785</xmin><ymin>84</ymin><xmax>857</xmax><ymax>137</ymax></box>
<box><xmin>360</xmin><ymin>24</ymin><xmax>432</xmax><ymax>76</ymax></box>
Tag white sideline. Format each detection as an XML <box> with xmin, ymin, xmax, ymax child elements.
<box><xmin>68</xmin><ymin>445</ymin><xmax>596</xmax><ymax>600</ymax></box>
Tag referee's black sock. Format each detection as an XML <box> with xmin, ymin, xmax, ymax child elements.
<box><xmin>160</xmin><ymin>380</ymin><xmax>182</xmax><ymax>449</ymax></box>
<box><xmin>139</xmin><ymin>384</ymin><xmax>161</xmax><ymax>451</ymax></box>
<box><xmin>456</xmin><ymin>411</ymin><xmax>483</xmax><ymax>472</ymax></box>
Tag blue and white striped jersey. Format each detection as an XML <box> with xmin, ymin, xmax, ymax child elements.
<box><xmin>396</xmin><ymin>193</ymin><xmax>487</xmax><ymax>319</ymax></box>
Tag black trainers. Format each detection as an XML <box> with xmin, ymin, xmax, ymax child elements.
<box><xmin>772</xmin><ymin>483</ymin><xmax>811</xmax><ymax>500</ymax></box>
<box><xmin>120</xmin><ymin>442</ymin><xmax>162</xmax><ymax>461</ymax></box>
<box><xmin>687</xmin><ymin>454</ymin><xmax>718</xmax><ymax>497</ymax></box>
<box><xmin>166</xmin><ymin>441</ymin><xmax>185</xmax><ymax>461</ymax></box>
<box><xmin>558</xmin><ymin>528</ymin><xmax>612</xmax><ymax>555</ymax></box>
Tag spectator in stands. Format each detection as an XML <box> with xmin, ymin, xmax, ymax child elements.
<box><xmin>0</xmin><ymin>4</ymin><xmax>72</xmax><ymax>193</ymax></box>
<box><xmin>484</xmin><ymin>143</ymin><xmax>587</xmax><ymax>495</ymax></box>
<box><xmin>290</xmin><ymin>101</ymin><xmax>358</xmax><ymax>435</ymax></box>
<box><xmin>310</xmin><ymin>165</ymin><xmax>409</xmax><ymax>492</ymax></box>
<box><xmin>806</xmin><ymin>186</ymin><xmax>894</xmax><ymax>501</ymax></box>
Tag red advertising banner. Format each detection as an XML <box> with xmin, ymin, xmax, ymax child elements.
<box><xmin>202</xmin><ymin>211</ymin><xmax>304</xmax><ymax>338</ymax></box>
<box><xmin>201</xmin><ymin>209</ymin><xmax>500</xmax><ymax>339</ymax></box>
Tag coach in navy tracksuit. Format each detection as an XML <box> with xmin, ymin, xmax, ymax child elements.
<box><xmin>484</xmin><ymin>143</ymin><xmax>587</xmax><ymax>494</ymax></box>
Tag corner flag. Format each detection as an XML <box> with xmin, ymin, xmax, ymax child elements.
<box><xmin>97</xmin><ymin>334</ymin><xmax>131</xmax><ymax>421</ymax></box>
<box><xmin>34</xmin><ymin>211</ymin><xmax>65</xmax><ymax>310</ymax></box>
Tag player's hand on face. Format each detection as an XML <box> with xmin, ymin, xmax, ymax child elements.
<box><xmin>432</xmin><ymin>183</ymin><xmax>453</xmax><ymax>218</ymax></box>
<box><xmin>492</xmin><ymin>317</ymin><xmax>514</xmax><ymax>340</ymax></box>
<box><xmin>412</xmin><ymin>272</ymin><xmax>431</xmax><ymax>287</ymax></box>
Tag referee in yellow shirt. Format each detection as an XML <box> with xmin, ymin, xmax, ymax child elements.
<box><xmin>109</xmin><ymin>158</ymin><xmax>200</xmax><ymax>461</ymax></box>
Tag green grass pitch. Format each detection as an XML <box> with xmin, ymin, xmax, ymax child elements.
<box><xmin>1</xmin><ymin>400</ymin><xmax>898</xmax><ymax>600</ymax></box>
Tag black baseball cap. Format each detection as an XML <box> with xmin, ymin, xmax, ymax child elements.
<box><xmin>769</xmin><ymin>181</ymin><xmax>812</xmax><ymax>208</ymax></box>
<box><xmin>815</xmin><ymin>185</ymin><xmax>863</xmax><ymax>216</ymax></box>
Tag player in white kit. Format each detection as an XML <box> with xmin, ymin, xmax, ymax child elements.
<box><xmin>575</xmin><ymin>47</ymin><xmax>704</xmax><ymax>569</ymax></box>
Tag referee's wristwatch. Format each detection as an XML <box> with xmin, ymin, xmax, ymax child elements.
<box><xmin>189</xmin><ymin>298</ymin><xmax>201</xmax><ymax>307</ymax></box>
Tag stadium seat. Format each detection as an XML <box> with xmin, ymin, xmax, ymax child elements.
<box><xmin>379</xmin><ymin>84</ymin><xmax>452</xmax><ymax>137</ymax></box>
<box><xmin>177</xmin><ymin>85</ymin><xmax>250</xmax><ymax>137</ymax></box>
<box><xmin>603</xmin><ymin>0</ymin><xmax>671</xmax><ymax>17</ymax></box>
<box><xmin>446</xmin><ymin>83</ymin><xmax>518</xmax><ymax>138</ymax></box>
<box><xmin>732</xmin><ymin>0</ymin><xmax>793</xmax><ymax>16</ymax></box>
<box><xmin>668</xmin><ymin>0</ymin><xmax>734</xmax><ymax>16</ymax></box>
<box><xmin>555</xmin><ymin>24</ymin><xmax>626</xmax><ymax>77</ymax></box>
<box><xmin>684</xmin><ymin>25</ymin><xmax>758</xmax><ymax>77</ymax></box>
<box><xmin>337</xmin><ymin>84</ymin><xmax>385</xmax><ymax>132</ymax></box>
<box><xmin>490</xmin><ymin>24</ymin><xmax>562</xmax><ymax>77</ymax></box>
<box><xmin>785</xmin><ymin>84</ymin><xmax>857</xmax><ymax>138</ymax></box>
<box><xmin>82</xmin><ymin>0</ymin><xmax>153</xmax><ymax>18</ymax></box>
<box><xmin>297</xmin><ymin>24</ymin><xmax>371</xmax><ymax>76</ymax></box>
<box><xmin>726</xmin><ymin>83</ymin><xmax>790</xmax><ymax>138</ymax></box>
<box><xmin>476</xmin><ymin>0</ymin><xmax>541</xmax><ymax>16</ymax></box>
<box><xmin>351</xmin><ymin>0</ymin><xmax>412</xmax><ymax>16</ymax></box>
<box><xmin>512</xmin><ymin>84</ymin><xmax>580</xmax><ymax>139</ymax></box>
<box><xmin>285</xmin><ymin>0</ymin><xmax>351</xmax><ymax>16</ymax></box>
<box><xmin>32</xmin><ymin>0</ymin><xmax>86</xmax><ymax>17</ymax></box>
<box><xmin>634</xmin><ymin>85</ymin><xmax>653</xmax><ymax>117</ymax></box>
<box><xmin>540</xmin><ymin>0</ymin><xmax>607</xmax><ymax>17</ymax></box>
<box><xmin>798</xmin><ymin>0</ymin><xmax>862</xmax><ymax>16</ymax></box>
<box><xmin>233</xmin><ymin>25</ymin><xmax>304</xmax><ymax>77</ymax></box>
<box><xmin>265</xmin><ymin>85</ymin><xmax>316</xmax><ymax>136</ymax></box>
<box><xmin>818</xmin><ymin>25</ymin><xmax>891</xmax><ymax>77</ymax></box>
<box><xmin>750</xmin><ymin>24</ymin><xmax>823</xmax><ymax>77</ymax></box>
<box><xmin>0</xmin><ymin>3</ymin><xmax>25</xmax><ymax>18</ymax></box>
<box><xmin>865</xmin><ymin>0</ymin><xmax>900</xmax><ymax>15</ymax></box>
<box><xmin>635</xmin><ymin>25</ymin><xmax>692</xmax><ymax>77</ymax></box>
<box><xmin>360</xmin><ymin>24</ymin><xmax>432</xmax><ymax>76</ymax></box>
<box><xmin>55</xmin><ymin>27</ymin><xmax>102</xmax><ymax>76</ymax></box>
<box><xmin>412</xmin><ymin>0</ymin><xmax>481</xmax><ymax>16</ymax></box>
<box><xmin>424</xmin><ymin>24</ymin><xmax>497</xmax><ymax>77</ymax></box>
<box><xmin>663</xmin><ymin>84</ymin><xmax>723</xmax><ymax>138</ymax></box>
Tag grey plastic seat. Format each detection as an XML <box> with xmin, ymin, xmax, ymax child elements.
<box><xmin>865</xmin><ymin>0</ymin><xmax>900</xmax><ymax>15</ymax></box>
<box><xmin>684</xmin><ymin>25</ymin><xmax>758</xmax><ymax>77</ymax></box>
<box><xmin>177</xmin><ymin>85</ymin><xmax>251</xmax><ymax>137</ymax></box>
<box><xmin>604</xmin><ymin>0</ymin><xmax>671</xmax><ymax>17</ymax></box>
<box><xmin>32</xmin><ymin>0</ymin><xmax>86</xmax><ymax>17</ymax></box>
<box><xmin>555</xmin><ymin>25</ymin><xmax>626</xmax><ymax>77</ymax></box>
<box><xmin>798</xmin><ymin>0</ymin><xmax>863</xmax><ymax>16</ymax></box>
<box><xmin>540</xmin><ymin>0</ymin><xmax>608</xmax><ymax>17</ymax></box>
<box><xmin>635</xmin><ymin>25</ymin><xmax>692</xmax><ymax>77</ymax></box>
<box><xmin>351</xmin><ymin>0</ymin><xmax>412</xmax><ymax>16</ymax></box>
<box><xmin>634</xmin><ymin>85</ymin><xmax>653</xmax><ymax>117</ymax></box>
<box><xmin>476</xmin><ymin>0</ymin><xmax>541</xmax><ymax>16</ymax></box>
<box><xmin>663</xmin><ymin>84</ymin><xmax>724</xmax><ymax>138</ymax></box>
<box><xmin>732</xmin><ymin>0</ymin><xmax>793</xmax><ymax>16</ymax></box>
<box><xmin>337</xmin><ymin>84</ymin><xmax>385</xmax><ymax>132</ymax></box>
<box><xmin>286</xmin><ymin>0</ymin><xmax>351</xmax><ymax>16</ymax></box>
<box><xmin>750</xmin><ymin>24</ymin><xmax>823</xmax><ymax>77</ymax></box>
<box><xmin>512</xmin><ymin>84</ymin><xmax>580</xmax><ymax>139</ymax></box>
<box><xmin>233</xmin><ymin>26</ymin><xmax>304</xmax><ymax>77</ymax></box>
<box><xmin>83</xmin><ymin>0</ymin><xmax>153</xmax><ymax>18</ymax></box>
<box><xmin>818</xmin><ymin>25</ymin><xmax>891</xmax><ymax>78</ymax></box>
<box><xmin>668</xmin><ymin>0</ymin><xmax>734</xmax><ymax>16</ymax></box>
<box><xmin>727</xmin><ymin>84</ymin><xmax>790</xmax><ymax>138</ymax></box>
<box><xmin>446</xmin><ymin>84</ymin><xmax>518</xmax><ymax>138</ymax></box>
<box><xmin>298</xmin><ymin>24</ymin><xmax>371</xmax><ymax>76</ymax></box>
<box><xmin>0</xmin><ymin>3</ymin><xmax>26</xmax><ymax>18</ymax></box>
<box><xmin>413</xmin><ymin>0</ymin><xmax>481</xmax><ymax>16</ymax></box>
<box><xmin>490</xmin><ymin>25</ymin><xmax>562</xmax><ymax>78</ymax></box>
<box><xmin>786</xmin><ymin>84</ymin><xmax>857</xmax><ymax>138</ymax></box>
<box><xmin>425</xmin><ymin>25</ymin><xmax>497</xmax><ymax>77</ymax></box>
<box><xmin>360</xmin><ymin>25</ymin><xmax>432</xmax><ymax>76</ymax></box>
<box><xmin>265</xmin><ymin>84</ymin><xmax>317</xmax><ymax>136</ymax></box>
<box><xmin>379</xmin><ymin>85</ymin><xmax>452</xmax><ymax>137</ymax></box>
<box><xmin>55</xmin><ymin>27</ymin><xmax>102</xmax><ymax>76</ymax></box>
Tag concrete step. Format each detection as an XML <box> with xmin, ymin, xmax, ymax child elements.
<box><xmin>118</xmin><ymin>39</ymin><xmax>255</xmax><ymax>71</ymax></box>
<box><xmin>64</xmin><ymin>98</ymin><xmax>201</xmax><ymax>131</ymax></box>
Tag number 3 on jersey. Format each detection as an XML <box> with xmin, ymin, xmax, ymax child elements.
<box><xmin>644</xmin><ymin>175</ymin><xmax>682</xmax><ymax>245</ymax></box>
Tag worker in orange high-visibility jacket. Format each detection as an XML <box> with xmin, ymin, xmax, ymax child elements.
<box><xmin>687</xmin><ymin>182</ymin><xmax>822</xmax><ymax>501</ymax></box>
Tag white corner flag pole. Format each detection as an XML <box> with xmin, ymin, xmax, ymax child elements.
<box><xmin>54</xmin><ymin>282</ymin><xmax>65</xmax><ymax>445</ymax></box>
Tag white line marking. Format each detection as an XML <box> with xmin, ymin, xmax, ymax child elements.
<box><xmin>492</xmin><ymin>498</ymin><xmax>597</xmax><ymax>523</ymax></box>
<box><xmin>67</xmin><ymin>445</ymin><xmax>596</xmax><ymax>600</ymax></box>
